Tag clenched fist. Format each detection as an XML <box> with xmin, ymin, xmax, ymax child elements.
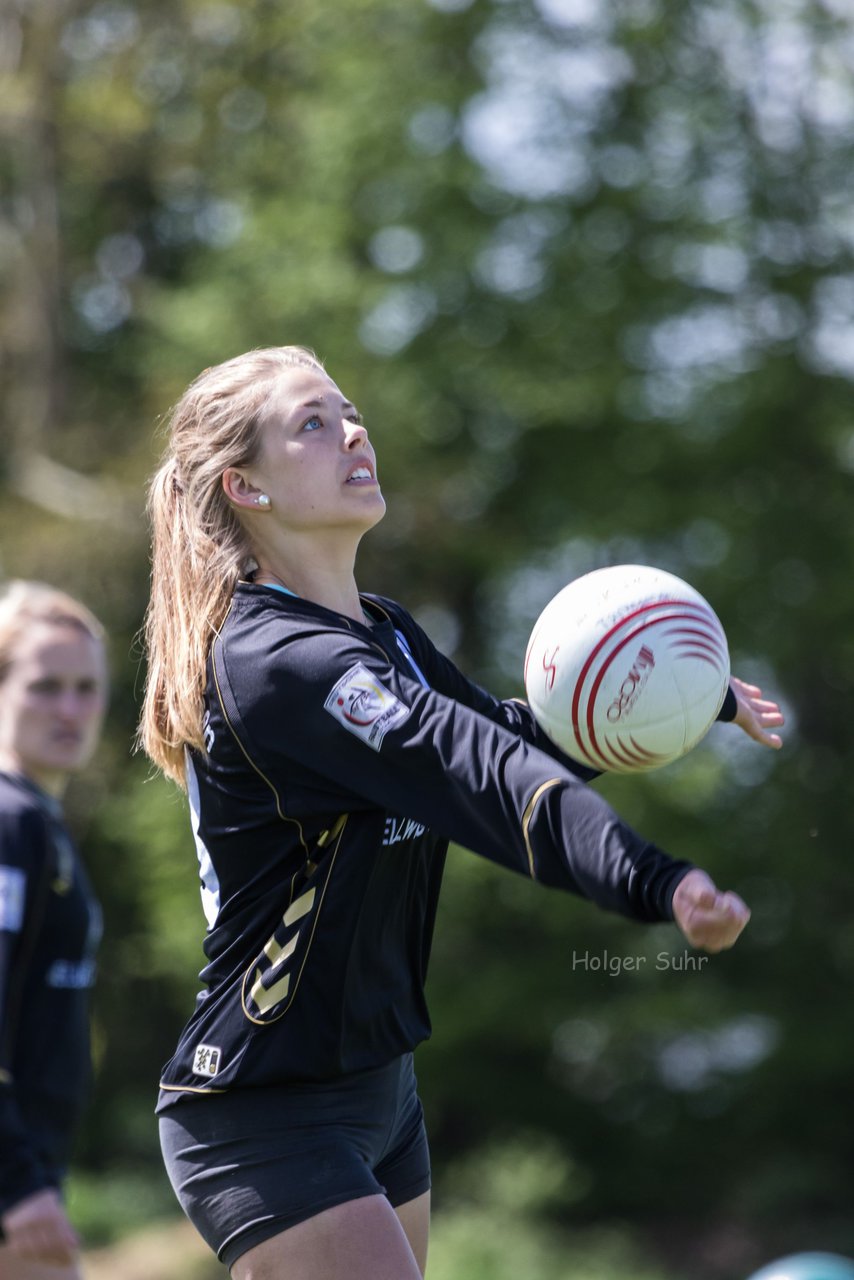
<box><xmin>672</xmin><ymin>868</ymin><xmax>750</xmax><ymax>953</ymax></box>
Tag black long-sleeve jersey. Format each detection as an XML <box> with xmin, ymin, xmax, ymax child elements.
<box><xmin>0</xmin><ymin>773</ymin><xmax>101</xmax><ymax>1218</ymax></box>
<box><xmin>158</xmin><ymin>583</ymin><xmax>703</xmax><ymax>1102</ymax></box>
<box><xmin>157</xmin><ymin>583</ymin><xmax>699</xmax><ymax>1104</ymax></box>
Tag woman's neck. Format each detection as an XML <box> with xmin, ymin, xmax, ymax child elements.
<box><xmin>0</xmin><ymin>753</ymin><xmax>67</xmax><ymax>800</ymax></box>
<box><xmin>252</xmin><ymin>527</ymin><xmax>367</xmax><ymax>622</ymax></box>
<box><xmin>254</xmin><ymin>563</ymin><xmax>363</xmax><ymax>623</ymax></box>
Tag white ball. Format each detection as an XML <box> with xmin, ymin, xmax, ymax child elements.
<box><xmin>523</xmin><ymin>564</ymin><xmax>730</xmax><ymax>773</ymax></box>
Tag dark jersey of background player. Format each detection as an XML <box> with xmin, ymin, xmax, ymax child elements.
<box><xmin>0</xmin><ymin>581</ymin><xmax>108</xmax><ymax>1279</ymax></box>
<box><xmin>0</xmin><ymin>772</ymin><xmax>102</xmax><ymax>1215</ymax></box>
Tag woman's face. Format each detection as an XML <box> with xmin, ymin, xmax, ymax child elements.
<box><xmin>238</xmin><ymin>365</ymin><xmax>386</xmax><ymax>537</ymax></box>
<box><xmin>0</xmin><ymin>622</ymin><xmax>108</xmax><ymax>796</ymax></box>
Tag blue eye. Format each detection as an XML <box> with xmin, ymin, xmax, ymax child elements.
<box><xmin>302</xmin><ymin>415</ymin><xmax>323</xmax><ymax>432</ymax></box>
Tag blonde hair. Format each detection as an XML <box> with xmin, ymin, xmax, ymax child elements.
<box><xmin>138</xmin><ymin>345</ymin><xmax>324</xmax><ymax>788</ymax></box>
<box><xmin>0</xmin><ymin>581</ymin><xmax>105</xmax><ymax>683</ymax></box>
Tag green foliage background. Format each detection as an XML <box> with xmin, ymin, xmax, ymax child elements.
<box><xmin>2</xmin><ymin>1</ymin><xmax>853</xmax><ymax>1276</ymax></box>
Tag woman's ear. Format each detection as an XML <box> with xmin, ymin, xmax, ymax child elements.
<box><xmin>222</xmin><ymin>467</ymin><xmax>270</xmax><ymax>511</ymax></box>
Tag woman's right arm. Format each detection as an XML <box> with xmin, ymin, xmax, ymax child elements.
<box><xmin>218</xmin><ymin>623</ymin><xmax>737</xmax><ymax>939</ymax></box>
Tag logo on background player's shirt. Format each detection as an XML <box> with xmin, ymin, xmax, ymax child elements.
<box><xmin>0</xmin><ymin>866</ymin><xmax>26</xmax><ymax>933</ymax></box>
<box><xmin>324</xmin><ymin>662</ymin><xmax>409</xmax><ymax>749</ymax></box>
<box><xmin>46</xmin><ymin>958</ymin><xmax>97</xmax><ymax>989</ymax></box>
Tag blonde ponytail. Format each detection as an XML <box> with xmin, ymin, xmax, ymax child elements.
<box><xmin>138</xmin><ymin>346</ymin><xmax>322</xmax><ymax>787</ymax></box>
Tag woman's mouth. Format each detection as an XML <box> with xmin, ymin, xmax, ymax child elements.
<box><xmin>346</xmin><ymin>465</ymin><xmax>375</xmax><ymax>484</ymax></box>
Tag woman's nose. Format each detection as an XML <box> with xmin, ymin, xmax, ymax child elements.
<box><xmin>57</xmin><ymin>689</ymin><xmax>93</xmax><ymax>720</ymax></box>
<box><xmin>56</xmin><ymin>692</ymin><xmax>83</xmax><ymax>721</ymax></box>
<box><xmin>344</xmin><ymin>419</ymin><xmax>368</xmax><ymax>447</ymax></box>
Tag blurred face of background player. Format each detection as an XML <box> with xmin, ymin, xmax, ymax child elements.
<box><xmin>0</xmin><ymin>621</ymin><xmax>108</xmax><ymax>798</ymax></box>
<box><xmin>222</xmin><ymin>365</ymin><xmax>386</xmax><ymax>551</ymax></box>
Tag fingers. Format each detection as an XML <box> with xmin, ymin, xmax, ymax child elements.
<box><xmin>12</xmin><ymin>1238</ymin><xmax>79</xmax><ymax>1266</ymax></box>
<box><xmin>730</xmin><ymin>676</ymin><xmax>783</xmax><ymax>712</ymax></box>
<box><xmin>2</xmin><ymin>1189</ymin><xmax>80</xmax><ymax>1266</ymax></box>
<box><xmin>9</xmin><ymin>1227</ymin><xmax>79</xmax><ymax>1266</ymax></box>
<box><xmin>749</xmin><ymin>700</ymin><xmax>784</xmax><ymax>721</ymax></box>
<box><xmin>684</xmin><ymin>890</ymin><xmax>750</xmax><ymax>953</ymax></box>
<box><xmin>748</xmin><ymin>717</ymin><xmax>784</xmax><ymax>749</ymax></box>
<box><xmin>746</xmin><ymin>697</ymin><xmax>785</xmax><ymax>724</ymax></box>
<box><xmin>730</xmin><ymin>674</ymin><xmax>785</xmax><ymax>749</ymax></box>
<box><xmin>750</xmin><ymin>724</ymin><xmax>783</xmax><ymax>749</ymax></box>
<box><xmin>730</xmin><ymin>677</ymin><xmax>761</xmax><ymax>695</ymax></box>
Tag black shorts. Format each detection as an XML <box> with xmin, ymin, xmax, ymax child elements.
<box><xmin>158</xmin><ymin>1053</ymin><xmax>430</xmax><ymax>1268</ymax></box>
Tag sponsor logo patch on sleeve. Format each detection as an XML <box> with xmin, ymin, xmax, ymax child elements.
<box><xmin>0</xmin><ymin>867</ymin><xmax>26</xmax><ymax>933</ymax></box>
<box><xmin>192</xmin><ymin>1043</ymin><xmax>222</xmax><ymax>1078</ymax></box>
<box><xmin>324</xmin><ymin>662</ymin><xmax>409</xmax><ymax>750</ymax></box>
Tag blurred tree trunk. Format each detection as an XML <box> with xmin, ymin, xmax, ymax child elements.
<box><xmin>2</xmin><ymin>3</ymin><xmax>68</xmax><ymax>452</ymax></box>
<box><xmin>0</xmin><ymin>1</ymin><xmax>109</xmax><ymax>519</ymax></box>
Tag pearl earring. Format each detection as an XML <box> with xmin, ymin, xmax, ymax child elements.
<box><xmin>257</xmin><ymin>494</ymin><xmax>272</xmax><ymax>509</ymax></box>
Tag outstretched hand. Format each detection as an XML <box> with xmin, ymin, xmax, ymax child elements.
<box><xmin>729</xmin><ymin>675</ymin><xmax>784</xmax><ymax>750</ymax></box>
<box><xmin>672</xmin><ymin>868</ymin><xmax>750</xmax><ymax>953</ymax></box>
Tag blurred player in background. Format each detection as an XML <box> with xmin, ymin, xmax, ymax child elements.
<box><xmin>139</xmin><ymin>346</ymin><xmax>783</xmax><ymax>1280</ymax></box>
<box><xmin>0</xmin><ymin>583</ymin><xmax>108</xmax><ymax>1280</ymax></box>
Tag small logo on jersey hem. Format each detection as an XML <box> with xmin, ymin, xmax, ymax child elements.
<box><xmin>383</xmin><ymin>815</ymin><xmax>426</xmax><ymax>846</ymax></box>
<box><xmin>192</xmin><ymin>1043</ymin><xmax>222</xmax><ymax>1078</ymax></box>
<box><xmin>0</xmin><ymin>867</ymin><xmax>26</xmax><ymax>932</ymax></box>
<box><xmin>324</xmin><ymin>662</ymin><xmax>408</xmax><ymax>750</ymax></box>
<box><xmin>46</xmin><ymin>959</ymin><xmax>96</xmax><ymax>989</ymax></box>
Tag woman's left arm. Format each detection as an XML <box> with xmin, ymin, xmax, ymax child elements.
<box><xmin>394</xmin><ymin>604</ymin><xmax>784</xmax><ymax>759</ymax></box>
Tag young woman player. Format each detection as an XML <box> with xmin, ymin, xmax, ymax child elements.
<box><xmin>139</xmin><ymin>345</ymin><xmax>784</xmax><ymax>1280</ymax></box>
<box><xmin>0</xmin><ymin>582</ymin><xmax>108</xmax><ymax>1280</ymax></box>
